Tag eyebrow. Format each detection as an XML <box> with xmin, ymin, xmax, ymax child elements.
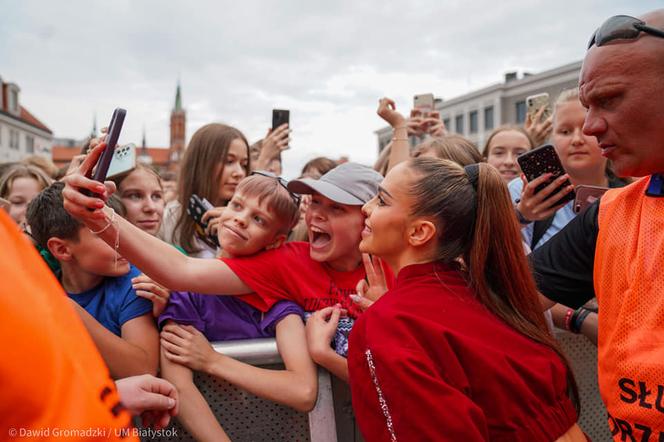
<box><xmin>378</xmin><ymin>186</ymin><xmax>393</xmax><ymax>199</ymax></box>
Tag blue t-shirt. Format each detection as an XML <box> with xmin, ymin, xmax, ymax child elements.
<box><xmin>67</xmin><ymin>265</ymin><xmax>152</xmax><ymax>336</ymax></box>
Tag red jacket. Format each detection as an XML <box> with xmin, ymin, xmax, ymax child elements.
<box><xmin>348</xmin><ymin>262</ymin><xmax>577</xmax><ymax>441</ymax></box>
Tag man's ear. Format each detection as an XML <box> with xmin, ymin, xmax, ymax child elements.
<box><xmin>265</xmin><ymin>233</ymin><xmax>287</xmax><ymax>251</ymax></box>
<box><xmin>47</xmin><ymin>237</ymin><xmax>73</xmax><ymax>261</ymax></box>
<box><xmin>408</xmin><ymin>220</ymin><xmax>437</xmax><ymax>248</ymax></box>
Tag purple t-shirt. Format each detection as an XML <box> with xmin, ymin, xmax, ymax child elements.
<box><xmin>159</xmin><ymin>292</ymin><xmax>303</xmax><ymax>341</ymax></box>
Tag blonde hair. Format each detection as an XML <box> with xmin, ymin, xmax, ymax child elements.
<box><xmin>413</xmin><ymin>135</ymin><xmax>483</xmax><ymax>166</ymax></box>
<box><xmin>0</xmin><ymin>164</ymin><xmax>53</xmax><ymax>199</ymax></box>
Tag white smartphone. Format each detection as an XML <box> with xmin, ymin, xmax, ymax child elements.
<box><xmin>526</xmin><ymin>93</ymin><xmax>551</xmax><ymax>123</ymax></box>
<box><xmin>107</xmin><ymin>143</ymin><xmax>137</xmax><ymax>179</ymax></box>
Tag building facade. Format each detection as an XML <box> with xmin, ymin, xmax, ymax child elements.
<box><xmin>376</xmin><ymin>60</ymin><xmax>582</xmax><ymax>152</ymax></box>
<box><xmin>168</xmin><ymin>81</ymin><xmax>186</xmax><ymax>171</ymax></box>
<box><xmin>0</xmin><ymin>75</ymin><xmax>53</xmax><ymax>163</ymax></box>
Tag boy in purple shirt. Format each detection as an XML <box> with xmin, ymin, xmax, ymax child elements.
<box><xmin>158</xmin><ymin>173</ymin><xmax>317</xmax><ymax>442</ymax></box>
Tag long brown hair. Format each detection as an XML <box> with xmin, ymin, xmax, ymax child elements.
<box><xmin>408</xmin><ymin>157</ymin><xmax>579</xmax><ymax>410</ymax></box>
<box><xmin>175</xmin><ymin>123</ymin><xmax>250</xmax><ymax>254</ymax></box>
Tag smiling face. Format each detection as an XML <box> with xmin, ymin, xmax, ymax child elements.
<box><xmin>360</xmin><ymin>163</ymin><xmax>416</xmax><ymax>269</ymax></box>
<box><xmin>305</xmin><ymin>193</ymin><xmax>365</xmax><ymax>271</ymax></box>
<box><xmin>217</xmin><ymin>191</ymin><xmax>284</xmax><ymax>257</ymax></box>
<box><xmin>118</xmin><ymin>168</ymin><xmax>164</xmax><ymax>236</ymax></box>
<box><xmin>552</xmin><ymin>99</ymin><xmax>606</xmax><ymax>180</ymax></box>
<box><xmin>217</xmin><ymin>138</ymin><xmax>249</xmax><ymax>203</ymax></box>
<box><xmin>485</xmin><ymin>130</ymin><xmax>532</xmax><ymax>183</ymax></box>
<box><xmin>579</xmin><ymin>21</ymin><xmax>664</xmax><ymax>177</ymax></box>
<box><xmin>6</xmin><ymin>176</ymin><xmax>42</xmax><ymax>228</ymax></box>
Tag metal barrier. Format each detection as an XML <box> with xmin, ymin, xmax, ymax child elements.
<box><xmin>555</xmin><ymin>330</ymin><xmax>612</xmax><ymax>441</ymax></box>
<box><xmin>151</xmin><ymin>334</ymin><xmax>610</xmax><ymax>441</ymax></box>
<box><xmin>152</xmin><ymin>338</ymin><xmax>343</xmax><ymax>442</ymax></box>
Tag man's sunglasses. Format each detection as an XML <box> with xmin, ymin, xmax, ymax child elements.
<box><xmin>588</xmin><ymin>14</ymin><xmax>664</xmax><ymax>49</ymax></box>
<box><xmin>250</xmin><ymin>170</ymin><xmax>302</xmax><ymax>206</ymax></box>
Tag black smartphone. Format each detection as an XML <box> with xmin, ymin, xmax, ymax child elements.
<box><xmin>517</xmin><ymin>144</ymin><xmax>575</xmax><ymax>205</ymax></box>
<box><xmin>272</xmin><ymin>109</ymin><xmax>290</xmax><ymax>130</ymax></box>
<box><xmin>187</xmin><ymin>194</ymin><xmax>220</xmax><ymax>247</ymax></box>
<box><xmin>82</xmin><ymin>108</ymin><xmax>126</xmax><ymax>198</ymax></box>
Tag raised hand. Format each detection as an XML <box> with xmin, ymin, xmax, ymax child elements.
<box><xmin>350</xmin><ymin>254</ymin><xmax>389</xmax><ymax>311</ymax></box>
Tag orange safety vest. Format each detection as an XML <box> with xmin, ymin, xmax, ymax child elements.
<box><xmin>0</xmin><ymin>211</ymin><xmax>137</xmax><ymax>441</ymax></box>
<box><xmin>595</xmin><ymin>176</ymin><xmax>664</xmax><ymax>440</ymax></box>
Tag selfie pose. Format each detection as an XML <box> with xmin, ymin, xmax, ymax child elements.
<box><xmin>348</xmin><ymin>157</ymin><xmax>584</xmax><ymax>441</ymax></box>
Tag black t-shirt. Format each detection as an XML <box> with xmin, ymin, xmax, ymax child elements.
<box><xmin>530</xmin><ymin>201</ymin><xmax>600</xmax><ymax>309</ymax></box>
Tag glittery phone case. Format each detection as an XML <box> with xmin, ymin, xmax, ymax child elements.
<box><xmin>517</xmin><ymin>144</ymin><xmax>575</xmax><ymax>205</ymax></box>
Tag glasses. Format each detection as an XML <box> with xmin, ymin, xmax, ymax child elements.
<box><xmin>250</xmin><ymin>170</ymin><xmax>301</xmax><ymax>206</ymax></box>
<box><xmin>588</xmin><ymin>15</ymin><xmax>664</xmax><ymax>49</ymax></box>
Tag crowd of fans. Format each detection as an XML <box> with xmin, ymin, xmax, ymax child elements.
<box><xmin>2</xmin><ymin>9</ymin><xmax>663</xmax><ymax>442</ymax></box>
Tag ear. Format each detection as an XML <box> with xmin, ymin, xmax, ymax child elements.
<box><xmin>407</xmin><ymin>220</ymin><xmax>437</xmax><ymax>248</ymax></box>
<box><xmin>264</xmin><ymin>233</ymin><xmax>287</xmax><ymax>251</ymax></box>
<box><xmin>47</xmin><ymin>237</ymin><xmax>73</xmax><ymax>262</ymax></box>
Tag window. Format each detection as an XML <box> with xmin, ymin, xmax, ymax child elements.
<box><xmin>10</xmin><ymin>89</ymin><xmax>19</xmax><ymax>113</ymax></box>
<box><xmin>469</xmin><ymin>110</ymin><xmax>478</xmax><ymax>134</ymax></box>
<box><xmin>26</xmin><ymin>135</ymin><xmax>34</xmax><ymax>154</ymax></box>
<box><xmin>455</xmin><ymin>115</ymin><xmax>464</xmax><ymax>134</ymax></box>
<box><xmin>484</xmin><ymin>106</ymin><xmax>494</xmax><ymax>130</ymax></box>
<box><xmin>516</xmin><ymin>100</ymin><xmax>526</xmax><ymax>124</ymax></box>
<box><xmin>443</xmin><ymin>118</ymin><xmax>451</xmax><ymax>131</ymax></box>
<box><xmin>9</xmin><ymin>130</ymin><xmax>19</xmax><ymax>150</ymax></box>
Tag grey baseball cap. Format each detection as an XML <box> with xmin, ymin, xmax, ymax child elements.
<box><xmin>288</xmin><ymin>162</ymin><xmax>382</xmax><ymax>205</ymax></box>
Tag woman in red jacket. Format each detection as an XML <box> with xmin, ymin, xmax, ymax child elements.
<box><xmin>348</xmin><ymin>156</ymin><xmax>585</xmax><ymax>441</ymax></box>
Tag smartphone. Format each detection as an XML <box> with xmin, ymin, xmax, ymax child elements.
<box><xmin>88</xmin><ymin>108</ymin><xmax>126</xmax><ymax>183</ymax></box>
<box><xmin>414</xmin><ymin>93</ymin><xmax>435</xmax><ymax>116</ymax></box>
<box><xmin>574</xmin><ymin>185</ymin><xmax>608</xmax><ymax>213</ymax></box>
<box><xmin>526</xmin><ymin>93</ymin><xmax>551</xmax><ymax>123</ymax></box>
<box><xmin>187</xmin><ymin>194</ymin><xmax>220</xmax><ymax>247</ymax></box>
<box><xmin>517</xmin><ymin>144</ymin><xmax>575</xmax><ymax>205</ymax></box>
<box><xmin>107</xmin><ymin>143</ymin><xmax>137</xmax><ymax>179</ymax></box>
<box><xmin>272</xmin><ymin>109</ymin><xmax>290</xmax><ymax>130</ymax></box>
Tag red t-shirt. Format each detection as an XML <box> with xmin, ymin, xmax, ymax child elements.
<box><xmin>348</xmin><ymin>261</ymin><xmax>577</xmax><ymax>441</ymax></box>
<box><xmin>223</xmin><ymin>242</ymin><xmax>392</xmax><ymax>319</ymax></box>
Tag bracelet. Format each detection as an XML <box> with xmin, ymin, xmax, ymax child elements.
<box><xmin>570</xmin><ymin>307</ymin><xmax>592</xmax><ymax>334</ymax></box>
<box><xmin>564</xmin><ymin>308</ymin><xmax>574</xmax><ymax>331</ymax></box>
<box><xmin>89</xmin><ymin>208</ymin><xmax>115</xmax><ymax>235</ymax></box>
<box><xmin>393</xmin><ymin>125</ymin><xmax>407</xmax><ymax>131</ymax></box>
<box><xmin>391</xmin><ymin>138</ymin><xmax>409</xmax><ymax>142</ymax></box>
<box><xmin>514</xmin><ymin>207</ymin><xmax>532</xmax><ymax>225</ymax></box>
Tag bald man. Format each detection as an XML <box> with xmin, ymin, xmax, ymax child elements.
<box><xmin>531</xmin><ymin>10</ymin><xmax>664</xmax><ymax>441</ymax></box>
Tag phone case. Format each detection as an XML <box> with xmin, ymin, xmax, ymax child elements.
<box><xmin>573</xmin><ymin>185</ymin><xmax>608</xmax><ymax>213</ymax></box>
<box><xmin>91</xmin><ymin>108</ymin><xmax>127</xmax><ymax>182</ymax></box>
<box><xmin>187</xmin><ymin>195</ymin><xmax>220</xmax><ymax>247</ymax></box>
<box><xmin>517</xmin><ymin>144</ymin><xmax>575</xmax><ymax>205</ymax></box>
<box><xmin>107</xmin><ymin>143</ymin><xmax>137</xmax><ymax>179</ymax></box>
<box><xmin>272</xmin><ymin>109</ymin><xmax>290</xmax><ymax>130</ymax></box>
<box><xmin>414</xmin><ymin>93</ymin><xmax>435</xmax><ymax>113</ymax></box>
<box><xmin>526</xmin><ymin>93</ymin><xmax>551</xmax><ymax>122</ymax></box>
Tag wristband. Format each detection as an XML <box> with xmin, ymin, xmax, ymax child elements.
<box><xmin>514</xmin><ymin>207</ymin><xmax>532</xmax><ymax>225</ymax></box>
<box><xmin>563</xmin><ymin>309</ymin><xmax>574</xmax><ymax>331</ymax></box>
<box><xmin>391</xmin><ymin>138</ymin><xmax>409</xmax><ymax>142</ymax></box>
<box><xmin>570</xmin><ymin>308</ymin><xmax>592</xmax><ymax>334</ymax></box>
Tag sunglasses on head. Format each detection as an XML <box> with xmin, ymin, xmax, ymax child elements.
<box><xmin>588</xmin><ymin>14</ymin><xmax>664</xmax><ymax>49</ymax></box>
<box><xmin>250</xmin><ymin>170</ymin><xmax>302</xmax><ymax>206</ymax></box>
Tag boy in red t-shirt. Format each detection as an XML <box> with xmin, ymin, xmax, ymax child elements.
<box><xmin>62</xmin><ymin>146</ymin><xmax>388</xmax><ymax>381</ymax></box>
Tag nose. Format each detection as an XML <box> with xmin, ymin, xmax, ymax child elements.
<box><xmin>362</xmin><ymin>197</ymin><xmax>375</xmax><ymax>217</ymax></box>
<box><xmin>583</xmin><ymin>108</ymin><xmax>608</xmax><ymax>138</ymax></box>
<box><xmin>504</xmin><ymin>151</ymin><xmax>517</xmax><ymax>166</ymax></box>
<box><xmin>233</xmin><ymin>211</ymin><xmax>248</xmax><ymax>227</ymax></box>
<box><xmin>571</xmin><ymin>127</ymin><xmax>585</xmax><ymax>146</ymax></box>
<box><xmin>231</xmin><ymin>161</ymin><xmax>246</xmax><ymax>179</ymax></box>
<box><xmin>143</xmin><ymin>196</ymin><xmax>157</xmax><ymax>213</ymax></box>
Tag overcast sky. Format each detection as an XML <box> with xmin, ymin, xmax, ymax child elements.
<box><xmin>0</xmin><ymin>0</ymin><xmax>657</xmax><ymax>178</ymax></box>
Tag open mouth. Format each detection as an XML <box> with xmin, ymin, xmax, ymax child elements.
<box><xmin>309</xmin><ymin>225</ymin><xmax>332</xmax><ymax>249</ymax></box>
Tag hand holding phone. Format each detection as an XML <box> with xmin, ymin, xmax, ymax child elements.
<box><xmin>82</xmin><ymin>108</ymin><xmax>126</xmax><ymax>197</ymax></box>
<box><xmin>187</xmin><ymin>194</ymin><xmax>220</xmax><ymax>247</ymax></box>
<box><xmin>515</xmin><ymin>144</ymin><xmax>576</xmax><ymax>222</ymax></box>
